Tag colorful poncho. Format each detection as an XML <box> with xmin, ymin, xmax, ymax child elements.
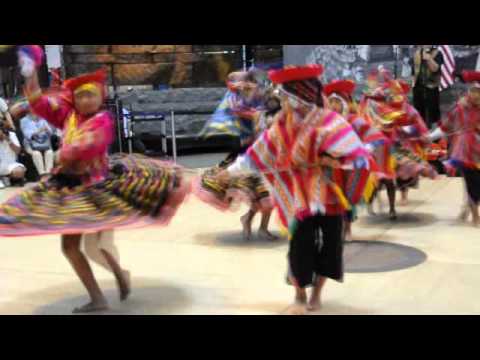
<box><xmin>199</xmin><ymin>82</ymin><xmax>266</xmax><ymax>145</ymax></box>
<box><xmin>440</xmin><ymin>97</ymin><xmax>480</xmax><ymax>174</ymax></box>
<box><xmin>244</xmin><ymin>106</ymin><xmax>371</xmax><ymax>233</ymax></box>
<box><xmin>359</xmin><ymin>98</ymin><xmax>436</xmax><ymax>182</ymax></box>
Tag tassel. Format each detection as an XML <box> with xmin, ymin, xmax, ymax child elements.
<box><xmin>362</xmin><ymin>174</ymin><xmax>378</xmax><ymax>203</ymax></box>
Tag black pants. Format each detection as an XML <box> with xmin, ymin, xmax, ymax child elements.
<box><xmin>288</xmin><ymin>214</ymin><xmax>344</xmax><ymax>289</ymax></box>
<box><xmin>413</xmin><ymin>86</ymin><xmax>441</xmax><ymax>129</ymax></box>
<box><xmin>463</xmin><ymin>168</ymin><xmax>480</xmax><ymax>205</ymax></box>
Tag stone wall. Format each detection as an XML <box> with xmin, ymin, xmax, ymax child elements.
<box><xmin>63</xmin><ymin>45</ymin><xmax>283</xmax><ymax>89</ymax></box>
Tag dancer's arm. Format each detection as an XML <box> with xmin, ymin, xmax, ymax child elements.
<box><xmin>19</xmin><ymin>47</ymin><xmax>70</xmax><ymax>129</ymax></box>
<box><xmin>315</xmin><ymin>113</ymin><xmax>370</xmax><ymax>168</ymax></box>
<box><xmin>349</xmin><ymin>115</ymin><xmax>387</xmax><ymax>148</ymax></box>
<box><xmin>24</xmin><ymin>72</ymin><xmax>71</xmax><ymax>129</ymax></box>
<box><xmin>225</xmin><ymin>154</ymin><xmax>258</xmax><ymax>175</ymax></box>
<box><xmin>428</xmin><ymin>127</ymin><xmax>446</xmax><ymax>142</ymax></box>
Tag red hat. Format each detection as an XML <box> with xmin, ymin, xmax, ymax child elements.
<box><xmin>324</xmin><ymin>79</ymin><xmax>356</xmax><ymax>97</ymax></box>
<box><xmin>63</xmin><ymin>68</ymin><xmax>108</xmax><ymax>96</ymax></box>
<box><xmin>462</xmin><ymin>70</ymin><xmax>480</xmax><ymax>86</ymax></box>
<box><xmin>383</xmin><ymin>79</ymin><xmax>410</xmax><ymax>95</ymax></box>
<box><xmin>269</xmin><ymin>65</ymin><xmax>324</xmax><ymax>84</ymax></box>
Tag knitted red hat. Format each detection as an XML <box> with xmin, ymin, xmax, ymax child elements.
<box><xmin>324</xmin><ymin>79</ymin><xmax>356</xmax><ymax>97</ymax></box>
<box><xmin>462</xmin><ymin>70</ymin><xmax>480</xmax><ymax>87</ymax></box>
<box><xmin>268</xmin><ymin>65</ymin><xmax>324</xmax><ymax>84</ymax></box>
<box><xmin>63</xmin><ymin>68</ymin><xmax>108</xmax><ymax>97</ymax></box>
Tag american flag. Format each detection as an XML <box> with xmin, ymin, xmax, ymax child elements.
<box><xmin>439</xmin><ymin>45</ymin><xmax>456</xmax><ymax>90</ymax></box>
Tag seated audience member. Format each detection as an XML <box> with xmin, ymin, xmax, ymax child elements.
<box><xmin>0</xmin><ymin>121</ymin><xmax>26</xmax><ymax>188</ymax></box>
<box><xmin>0</xmin><ymin>96</ymin><xmax>16</xmax><ymax>131</ymax></box>
<box><xmin>20</xmin><ymin>113</ymin><xmax>55</xmax><ymax>178</ymax></box>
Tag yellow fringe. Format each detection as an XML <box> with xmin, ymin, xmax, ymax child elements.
<box><xmin>330</xmin><ymin>183</ymin><xmax>351</xmax><ymax>211</ymax></box>
<box><xmin>362</xmin><ymin>174</ymin><xmax>378</xmax><ymax>203</ymax></box>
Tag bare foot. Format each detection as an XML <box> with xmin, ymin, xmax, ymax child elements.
<box><xmin>283</xmin><ymin>302</ymin><xmax>308</xmax><ymax>315</ymax></box>
<box><xmin>458</xmin><ymin>208</ymin><xmax>469</xmax><ymax>222</ymax></box>
<box><xmin>119</xmin><ymin>270</ymin><xmax>131</xmax><ymax>302</ymax></box>
<box><xmin>307</xmin><ymin>297</ymin><xmax>322</xmax><ymax>312</ymax></box>
<box><xmin>240</xmin><ymin>214</ymin><xmax>252</xmax><ymax>241</ymax></box>
<box><xmin>367</xmin><ymin>204</ymin><xmax>376</xmax><ymax>216</ymax></box>
<box><xmin>73</xmin><ymin>299</ymin><xmax>109</xmax><ymax>314</ymax></box>
<box><xmin>258</xmin><ymin>228</ymin><xmax>279</xmax><ymax>241</ymax></box>
<box><xmin>473</xmin><ymin>217</ymin><xmax>480</xmax><ymax>228</ymax></box>
<box><xmin>389</xmin><ymin>210</ymin><xmax>397</xmax><ymax>221</ymax></box>
<box><xmin>399</xmin><ymin>199</ymin><xmax>408</xmax><ymax>206</ymax></box>
<box><xmin>344</xmin><ymin>230</ymin><xmax>353</xmax><ymax>242</ymax></box>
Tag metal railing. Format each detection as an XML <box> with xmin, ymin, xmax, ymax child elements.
<box><xmin>127</xmin><ymin>109</ymin><xmax>178</xmax><ymax>163</ymax></box>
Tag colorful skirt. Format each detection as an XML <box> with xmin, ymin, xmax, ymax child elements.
<box><xmin>394</xmin><ymin>147</ymin><xmax>438</xmax><ymax>189</ymax></box>
<box><xmin>0</xmin><ymin>154</ymin><xmax>190</xmax><ymax>237</ymax></box>
<box><xmin>193</xmin><ymin>155</ymin><xmax>273</xmax><ymax>213</ymax></box>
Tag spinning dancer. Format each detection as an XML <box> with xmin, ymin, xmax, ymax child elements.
<box><xmin>360</xmin><ymin>76</ymin><xmax>438</xmax><ymax>219</ymax></box>
<box><xmin>219</xmin><ymin>65</ymin><xmax>372</xmax><ymax>314</ymax></box>
<box><xmin>195</xmin><ymin>70</ymin><xmax>279</xmax><ymax>241</ymax></box>
<box><xmin>429</xmin><ymin>70</ymin><xmax>480</xmax><ymax>226</ymax></box>
<box><xmin>0</xmin><ymin>46</ymin><xmax>190</xmax><ymax>313</ymax></box>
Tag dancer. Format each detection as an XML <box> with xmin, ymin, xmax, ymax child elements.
<box><xmin>428</xmin><ymin>70</ymin><xmax>480</xmax><ymax>226</ymax></box>
<box><xmin>195</xmin><ymin>71</ymin><xmax>279</xmax><ymax>241</ymax></box>
<box><xmin>360</xmin><ymin>76</ymin><xmax>438</xmax><ymax>219</ymax></box>
<box><xmin>324</xmin><ymin>79</ymin><xmax>388</xmax><ymax>240</ymax></box>
<box><xmin>219</xmin><ymin>65</ymin><xmax>372</xmax><ymax>314</ymax></box>
<box><xmin>0</xmin><ymin>46</ymin><xmax>189</xmax><ymax>313</ymax></box>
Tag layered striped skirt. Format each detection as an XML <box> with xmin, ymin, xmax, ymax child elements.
<box><xmin>0</xmin><ymin>154</ymin><xmax>190</xmax><ymax>237</ymax></box>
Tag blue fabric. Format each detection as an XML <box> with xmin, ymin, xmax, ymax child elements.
<box><xmin>200</xmin><ymin>90</ymin><xmax>265</xmax><ymax>141</ymax></box>
<box><xmin>20</xmin><ymin>115</ymin><xmax>53</xmax><ymax>150</ymax></box>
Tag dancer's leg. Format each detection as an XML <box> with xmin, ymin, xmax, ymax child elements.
<box><xmin>470</xmin><ymin>201</ymin><xmax>479</xmax><ymax>227</ymax></box>
<box><xmin>258</xmin><ymin>209</ymin><xmax>278</xmax><ymax>241</ymax></box>
<box><xmin>284</xmin><ymin>217</ymin><xmax>317</xmax><ymax>315</ymax></box>
<box><xmin>459</xmin><ymin>181</ymin><xmax>470</xmax><ymax>221</ymax></box>
<box><xmin>309</xmin><ymin>215</ymin><xmax>344</xmax><ymax>311</ymax></box>
<box><xmin>385</xmin><ymin>180</ymin><xmax>397</xmax><ymax>220</ymax></box>
<box><xmin>84</xmin><ymin>231</ymin><xmax>131</xmax><ymax>301</ymax></box>
<box><xmin>240</xmin><ymin>208</ymin><xmax>256</xmax><ymax>241</ymax></box>
<box><xmin>61</xmin><ymin>234</ymin><xmax>108</xmax><ymax>313</ymax></box>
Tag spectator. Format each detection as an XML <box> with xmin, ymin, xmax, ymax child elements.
<box><xmin>0</xmin><ymin>122</ymin><xmax>25</xmax><ymax>188</ymax></box>
<box><xmin>0</xmin><ymin>96</ymin><xmax>16</xmax><ymax>131</ymax></box>
<box><xmin>411</xmin><ymin>45</ymin><xmax>444</xmax><ymax>129</ymax></box>
<box><xmin>20</xmin><ymin>113</ymin><xmax>55</xmax><ymax>178</ymax></box>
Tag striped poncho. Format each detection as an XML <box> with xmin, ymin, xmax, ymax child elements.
<box><xmin>440</xmin><ymin>97</ymin><xmax>480</xmax><ymax>174</ymax></box>
<box><xmin>245</xmin><ymin>106</ymin><xmax>371</xmax><ymax>233</ymax></box>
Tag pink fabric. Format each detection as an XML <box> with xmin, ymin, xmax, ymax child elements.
<box><xmin>440</xmin><ymin>98</ymin><xmax>480</xmax><ymax>169</ymax></box>
<box><xmin>30</xmin><ymin>95</ymin><xmax>71</xmax><ymax>129</ymax></box>
<box><xmin>30</xmin><ymin>93</ymin><xmax>114</xmax><ymax>183</ymax></box>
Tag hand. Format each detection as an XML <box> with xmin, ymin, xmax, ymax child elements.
<box><xmin>422</xmin><ymin>135</ymin><xmax>432</xmax><ymax>145</ymax></box>
<box><xmin>365</xmin><ymin>144</ymin><xmax>375</xmax><ymax>153</ymax></box>
<box><xmin>216</xmin><ymin>169</ymin><xmax>230</xmax><ymax>184</ymax></box>
<box><xmin>422</xmin><ymin>52</ymin><xmax>432</xmax><ymax>62</ymax></box>
<box><xmin>19</xmin><ymin>55</ymin><xmax>36</xmax><ymax>78</ymax></box>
